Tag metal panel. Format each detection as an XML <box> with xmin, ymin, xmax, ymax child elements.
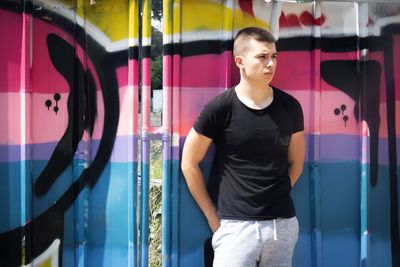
<box><xmin>0</xmin><ymin>1</ymin><xmax>399</xmax><ymax>267</ymax></box>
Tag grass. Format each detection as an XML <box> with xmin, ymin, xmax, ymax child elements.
<box><xmin>149</xmin><ymin>183</ymin><xmax>162</xmax><ymax>267</ymax></box>
<box><xmin>149</xmin><ymin>140</ymin><xmax>162</xmax><ymax>267</ymax></box>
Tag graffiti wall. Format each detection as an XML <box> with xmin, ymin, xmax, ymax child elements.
<box><xmin>0</xmin><ymin>0</ymin><xmax>399</xmax><ymax>267</ymax></box>
<box><xmin>0</xmin><ymin>0</ymin><xmax>138</xmax><ymax>266</ymax></box>
<box><xmin>174</xmin><ymin>1</ymin><xmax>400</xmax><ymax>267</ymax></box>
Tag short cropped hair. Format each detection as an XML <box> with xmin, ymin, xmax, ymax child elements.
<box><xmin>233</xmin><ymin>27</ymin><xmax>276</xmax><ymax>57</ymax></box>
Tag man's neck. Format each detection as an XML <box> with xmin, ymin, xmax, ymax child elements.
<box><xmin>235</xmin><ymin>80</ymin><xmax>273</xmax><ymax>110</ymax></box>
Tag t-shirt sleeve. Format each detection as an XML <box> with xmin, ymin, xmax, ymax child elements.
<box><xmin>290</xmin><ymin>97</ymin><xmax>304</xmax><ymax>133</ymax></box>
<box><xmin>193</xmin><ymin>99</ymin><xmax>222</xmax><ymax>140</ymax></box>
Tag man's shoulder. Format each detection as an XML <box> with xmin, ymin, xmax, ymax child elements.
<box><xmin>205</xmin><ymin>88</ymin><xmax>235</xmax><ymax>111</ymax></box>
<box><xmin>273</xmin><ymin>86</ymin><xmax>300</xmax><ymax>105</ymax></box>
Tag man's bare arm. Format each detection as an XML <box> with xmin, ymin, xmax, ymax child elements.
<box><xmin>288</xmin><ymin>131</ymin><xmax>306</xmax><ymax>187</ymax></box>
<box><xmin>181</xmin><ymin>128</ymin><xmax>220</xmax><ymax>233</ymax></box>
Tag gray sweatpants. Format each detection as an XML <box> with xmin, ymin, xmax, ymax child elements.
<box><xmin>212</xmin><ymin>217</ymin><xmax>299</xmax><ymax>267</ymax></box>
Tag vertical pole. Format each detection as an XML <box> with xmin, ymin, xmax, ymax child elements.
<box><xmin>75</xmin><ymin>2</ymin><xmax>89</xmax><ymax>267</ymax></box>
<box><xmin>310</xmin><ymin>2</ymin><xmax>322</xmax><ymax>267</ymax></box>
<box><xmin>140</xmin><ymin>0</ymin><xmax>151</xmax><ymax>266</ymax></box>
<box><xmin>141</xmin><ymin>0</ymin><xmax>151</xmax><ymax>133</ymax></box>
<box><xmin>222</xmin><ymin>0</ymin><xmax>233</xmax><ymax>89</ymax></box>
<box><xmin>20</xmin><ymin>1</ymin><xmax>32</xmax><ymax>264</ymax></box>
<box><xmin>170</xmin><ymin>1</ymin><xmax>182</xmax><ymax>265</ymax></box>
<box><xmin>162</xmin><ymin>1</ymin><xmax>173</xmax><ymax>266</ymax></box>
<box><xmin>140</xmin><ymin>134</ymin><xmax>151</xmax><ymax>267</ymax></box>
<box><xmin>358</xmin><ymin>3</ymin><xmax>370</xmax><ymax>267</ymax></box>
<box><xmin>129</xmin><ymin>1</ymin><xmax>140</xmax><ymax>266</ymax></box>
<box><xmin>270</xmin><ymin>0</ymin><xmax>281</xmax><ymax>42</ymax></box>
<box><xmin>382</xmin><ymin>23</ymin><xmax>400</xmax><ymax>267</ymax></box>
<box><xmin>162</xmin><ymin>132</ymin><xmax>171</xmax><ymax>267</ymax></box>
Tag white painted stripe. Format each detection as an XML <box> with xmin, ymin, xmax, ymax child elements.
<box><xmin>141</xmin><ymin>37</ymin><xmax>152</xmax><ymax>46</ymax></box>
<box><xmin>163</xmin><ymin>30</ymin><xmax>234</xmax><ymax>44</ymax></box>
<box><xmin>373</xmin><ymin>15</ymin><xmax>400</xmax><ymax>36</ymax></box>
<box><xmin>128</xmin><ymin>38</ymin><xmax>140</xmax><ymax>47</ymax></box>
<box><xmin>172</xmin><ymin>133</ymin><xmax>180</xmax><ymax>147</ymax></box>
<box><xmin>253</xmin><ymin>0</ymin><xmax>271</xmax><ymax>23</ymax></box>
<box><xmin>24</xmin><ymin>239</ymin><xmax>60</xmax><ymax>267</ymax></box>
<box><xmin>35</xmin><ymin>0</ymin><xmax>133</xmax><ymax>52</ymax></box>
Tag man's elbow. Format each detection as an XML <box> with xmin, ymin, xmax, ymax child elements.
<box><xmin>181</xmin><ymin>159</ymin><xmax>189</xmax><ymax>175</ymax></box>
<box><xmin>181</xmin><ymin>158</ymin><xmax>195</xmax><ymax>177</ymax></box>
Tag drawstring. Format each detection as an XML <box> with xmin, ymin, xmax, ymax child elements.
<box><xmin>255</xmin><ymin>221</ymin><xmax>260</xmax><ymax>240</ymax></box>
<box><xmin>256</xmin><ymin>220</ymin><xmax>278</xmax><ymax>241</ymax></box>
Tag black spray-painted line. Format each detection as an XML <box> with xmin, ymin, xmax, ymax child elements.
<box><xmin>321</xmin><ymin>60</ymin><xmax>381</xmax><ymax>186</ymax></box>
<box><xmin>320</xmin><ymin>24</ymin><xmax>400</xmax><ymax>267</ymax></box>
<box><xmin>34</xmin><ymin>34</ymin><xmax>87</xmax><ymax>197</ymax></box>
<box><xmin>382</xmin><ymin>26</ymin><xmax>400</xmax><ymax>267</ymax></box>
<box><xmin>0</xmin><ymin>3</ymin><xmax>123</xmax><ymax>265</ymax></box>
<box><xmin>0</xmin><ymin>31</ymin><xmax>120</xmax><ymax>266</ymax></box>
<box><xmin>35</xmin><ymin>33</ymin><xmax>98</xmax><ymax>196</ymax></box>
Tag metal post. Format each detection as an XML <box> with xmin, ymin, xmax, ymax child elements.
<box><xmin>140</xmin><ymin>0</ymin><xmax>152</xmax><ymax>266</ymax></box>
<box><xmin>162</xmin><ymin>1</ymin><xmax>174</xmax><ymax>266</ymax></box>
<box><xmin>20</xmin><ymin>1</ymin><xmax>32</xmax><ymax>264</ymax></box>
<box><xmin>358</xmin><ymin>3</ymin><xmax>370</xmax><ymax>267</ymax></box>
<box><xmin>129</xmin><ymin>1</ymin><xmax>140</xmax><ymax>266</ymax></box>
<box><xmin>309</xmin><ymin>2</ymin><xmax>322</xmax><ymax>267</ymax></box>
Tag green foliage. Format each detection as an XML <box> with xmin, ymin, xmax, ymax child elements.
<box><xmin>151</xmin><ymin>0</ymin><xmax>163</xmax><ymax>21</ymax></box>
<box><xmin>151</xmin><ymin>56</ymin><xmax>163</xmax><ymax>90</ymax></box>
<box><xmin>151</xmin><ymin>26</ymin><xmax>163</xmax><ymax>60</ymax></box>
<box><xmin>151</xmin><ymin>26</ymin><xmax>163</xmax><ymax>90</ymax></box>
<box><xmin>150</xmin><ymin>140</ymin><xmax>162</xmax><ymax>180</ymax></box>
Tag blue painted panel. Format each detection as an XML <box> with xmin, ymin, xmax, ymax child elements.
<box><xmin>319</xmin><ymin>163</ymin><xmax>360</xmax><ymax>267</ymax></box>
<box><xmin>370</xmin><ymin>166</ymin><xmax>393</xmax><ymax>267</ymax></box>
<box><xmin>0</xmin><ymin>162</ymin><xmax>138</xmax><ymax>266</ymax></box>
<box><xmin>177</xmin><ymin>161</ymin><xmax>398</xmax><ymax>267</ymax></box>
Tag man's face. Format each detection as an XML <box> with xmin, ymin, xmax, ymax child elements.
<box><xmin>237</xmin><ymin>38</ymin><xmax>277</xmax><ymax>86</ymax></box>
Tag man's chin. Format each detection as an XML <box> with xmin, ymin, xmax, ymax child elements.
<box><xmin>263</xmin><ymin>77</ymin><xmax>273</xmax><ymax>85</ymax></box>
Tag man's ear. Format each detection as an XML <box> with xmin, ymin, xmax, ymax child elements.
<box><xmin>234</xmin><ymin>55</ymin><xmax>244</xmax><ymax>69</ymax></box>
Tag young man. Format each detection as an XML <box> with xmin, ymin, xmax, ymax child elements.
<box><xmin>181</xmin><ymin>27</ymin><xmax>306</xmax><ymax>267</ymax></box>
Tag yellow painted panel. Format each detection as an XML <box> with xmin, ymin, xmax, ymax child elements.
<box><xmin>37</xmin><ymin>258</ymin><xmax>52</xmax><ymax>267</ymax></box>
<box><xmin>42</xmin><ymin>0</ymin><xmax>268</xmax><ymax>42</ymax></box>
<box><xmin>51</xmin><ymin>0</ymin><xmax>130</xmax><ymax>41</ymax></box>
<box><xmin>83</xmin><ymin>1</ymin><xmax>130</xmax><ymax>41</ymax></box>
<box><xmin>164</xmin><ymin>0</ymin><xmax>268</xmax><ymax>35</ymax></box>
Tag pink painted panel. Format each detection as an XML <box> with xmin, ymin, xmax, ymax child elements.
<box><xmin>0</xmin><ymin>10</ymin><xmax>22</xmax><ymax>93</ymax></box>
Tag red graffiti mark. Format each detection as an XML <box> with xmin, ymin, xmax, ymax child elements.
<box><xmin>299</xmin><ymin>11</ymin><xmax>314</xmax><ymax>26</ymax></box>
<box><xmin>314</xmin><ymin>14</ymin><xmax>326</xmax><ymax>26</ymax></box>
<box><xmin>280</xmin><ymin>11</ymin><xmax>326</xmax><ymax>28</ymax></box>
<box><xmin>239</xmin><ymin>0</ymin><xmax>254</xmax><ymax>17</ymax></box>
<box><xmin>287</xmin><ymin>13</ymin><xmax>301</xmax><ymax>27</ymax></box>
<box><xmin>367</xmin><ymin>17</ymin><xmax>374</xmax><ymax>26</ymax></box>
<box><xmin>279</xmin><ymin>11</ymin><xmax>289</xmax><ymax>27</ymax></box>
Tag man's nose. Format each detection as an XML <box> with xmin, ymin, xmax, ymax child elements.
<box><xmin>266</xmin><ymin>58</ymin><xmax>274</xmax><ymax>67</ymax></box>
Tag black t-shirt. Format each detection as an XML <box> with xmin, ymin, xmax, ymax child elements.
<box><xmin>193</xmin><ymin>87</ymin><xmax>304</xmax><ymax>220</ymax></box>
